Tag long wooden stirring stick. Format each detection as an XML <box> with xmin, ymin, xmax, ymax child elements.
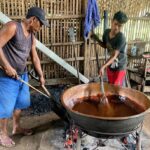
<box><xmin>41</xmin><ymin>85</ymin><xmax>51</xmax><ymax>97</ymax></box>
<box><xmin>93</xmin><ymin>34</ymin><xmax>108</xmax><ymax>104</ymax></box>
<box><xmin>18</xmin><ymin>77</ymin><xmax>49</xmax><ymax>98</ymax></box>
<box><xmin>0</xmin><ymin>67</ymin><xmax>50</xmax><ymax>98</ymax></box>
<box><xmin>18</xmin><ymin>77</ymin><xmax>62</xmax><ymax>108</ymax></box>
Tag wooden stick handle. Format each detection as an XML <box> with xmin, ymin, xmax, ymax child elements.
<box><xmin>41</xmin><ymin>85</ymin><xmax>51</xmax><ymax>97</ymax></box>
<box><xmin>19</xmin><ymin>78</ymin><xmax>49</xmax><ymax>98</ymax></box>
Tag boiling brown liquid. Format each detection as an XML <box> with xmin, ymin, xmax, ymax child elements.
<box><xmin>72</xmin><ymin>95</ymin><xmax>144</xmax><ymax>117</ymax></box>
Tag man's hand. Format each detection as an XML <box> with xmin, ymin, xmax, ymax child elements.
<box><xmin>39</xmin><ymin>76</ymin><xmax>45</xmax><ymax>86</ymax></box>
<box><xmin>4</xmin><ymin>66</ymin><xmax>18</xmax><ymax>78</ymax></box>
<box><xmin>91</xmin><ymin>33</ymin><xmax>106</xmax><ymax>49</ymax></box>
<box><xmin>99</xmin><ymin>66</ymin><xmax>105</xmax><ymax>77</ymax></box>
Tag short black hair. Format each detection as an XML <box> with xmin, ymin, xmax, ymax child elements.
<box><xmin>113</xmin><ymin>11</ymin><xmax>128</xmax><ymax>24</ymax></box>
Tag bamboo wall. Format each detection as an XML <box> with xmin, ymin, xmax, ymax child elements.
<box><xmin>89</xmin><ymin>17</ymin><xmax>150</xmax><ymax>78</ymax></box>
<box><xmin>98</xmin><ymin>0</ymin><xmax>150</xmax><ymax>18</ymax></box>
<box><xmin>87</xmin><ymin>0</ymin><xmax>150</xmax><ymax>78</ymax></box>
<box><xmin>0</xmin><ymin>0</ymin><xmax>85</xmax><ymax>84</ymax></box>
<box><xmin>0</xmin><ymin>0</ymin><xmax>150</xmax><ymax>84</ymax></box>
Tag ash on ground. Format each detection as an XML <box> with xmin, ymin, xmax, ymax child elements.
<box><xmin>22</xmin><ymin>85</ymin><xmax>67</xmax><ymax>116</ymax></box>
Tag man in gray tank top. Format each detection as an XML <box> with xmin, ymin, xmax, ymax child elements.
<box><xmin>0</xmin><ymin>7</ymin><xmax>49</xmax><ymax>147</ymax></box>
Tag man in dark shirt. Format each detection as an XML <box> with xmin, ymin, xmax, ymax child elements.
<box><xmin>92</xmin><ymin>11</ymin><xmax>128</xmax><ymax>86</ymax></box>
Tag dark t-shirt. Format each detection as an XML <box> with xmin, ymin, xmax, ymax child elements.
<box><xmin>103</xmin><ymin>29</ymin><xmax>127</xmax><ymax>71</ymax></box>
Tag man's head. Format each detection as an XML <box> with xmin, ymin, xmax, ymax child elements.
<box><xmin>111</xmin><ymin>11</ymin><xmax>128</xmax><ymax>35</ymax></box>
<box><xmin>26</xmin><ymin>7</ymin><xmax>49</xmax><ymax>33</ymax></box>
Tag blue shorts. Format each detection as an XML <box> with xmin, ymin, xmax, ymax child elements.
<box><xmin>0</xmin><ymin>70</ymin><xmax>30</xmax><ymax>118</ymax></box>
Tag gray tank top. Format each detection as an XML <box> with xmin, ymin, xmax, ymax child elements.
<box><xmin>2</xmin><ymin>21</ymin><xmax>32</xmax><ymax>74</ymax></box>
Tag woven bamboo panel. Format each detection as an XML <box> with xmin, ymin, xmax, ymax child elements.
<box><xmin>42</xmin><ymin>43</ymin><xmax>84</xmax><ymax>79</ymax></box>
<box><xmin>95</xmin><ymin>18</ymin><xmax>150</xmax><ymax>42</ymax></box>
<box><xmin>0</xmin><ymin>0</ymin><xmax>150</xmax><ymax>82</ymax></box>
<box><xmin>38</xmin><ymin>18</ymin><xmax>83</xmax><ymax>44</ymax></box>
<box><xmin>0</xmin><ymin>0</ymin><xmax>40</xmax><ymax>18</ymax></box>
<box><xmin>98</xmin><ymin>0</ymin><xmax>150</xmax><ymax>18</ymax></box>
<box><xmin>0</xmin><ymin>0</ymin><xmax>84</xmax><ymax>80</ymax></box>
<box><xmin>40</xmin><ymin>0</ymin><xmax>82</xmax><ymax>16</ymax></box>
<box><xmin>36</xmin><ymin>0</ymin><xmax>84</xmax><ymax>79</ymax></box>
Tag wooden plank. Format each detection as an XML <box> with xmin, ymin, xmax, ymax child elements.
<box><xmin>76</xmin><ymin>0</ymin><xmax>78</xmax><ymax>15</ymax></box>
<box><xmin>29</xmin><ymin>77</ymin><xmax>78</xmax><ymax>86</ymax></box>
<box><xmin>8</xmin><ymin>14</ymin><xmax>85</xmax><ymax>19</ymax></box>
<box><xmin>84</xmin><ymin>40</ymin><xmax>90</xmax><ymax>78</ymax></box>
<box><xmin>66</xmin><ymin>0</ymin><xmax>68</xmax><ymax>15</ymax></box>
<box><xmin>146</xmin><ymin>77</ymin><xmax>150</xmax><ymax>80</ymax></box>
<box><xmin>129</xmin><ymin>72</ymin><xmax>143</xmax><ymax>84</ymax></box>
<box><xmin>0</xmin><ymin>12</ymin><xmax>11</xmax><ymax>23</ymax></box>
<box><xmin>0</xmin><ymin>12</ymin><xmax>89</xmax><ymax>83</ymax></box>
<box><xmin>126</xmin><ymin>71</ymin><xmax>131</xmax><ymax>88</ymax></box>
<box><xmin>143</xmin><ymin>86</ymin><xmax>150</xmax><ymax>93</ymax></box>
<box><xmin>90</xmin><ymin>41</ymin><xmax>150</xmax><ymax>45</ymax></box>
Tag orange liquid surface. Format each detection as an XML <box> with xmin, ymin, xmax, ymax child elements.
<box><xmin>72</xmin><ymin>95</ymin><xmax>144</xmax><ymax>117</ymax></box>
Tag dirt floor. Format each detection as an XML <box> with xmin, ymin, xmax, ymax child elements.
<box><xmin>0</xmin><ymin>112</ymin><xmax>150</xmax><ymax>150</ymax></box>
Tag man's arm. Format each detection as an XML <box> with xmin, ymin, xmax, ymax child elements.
<box><xmin>91</xmin><ymin>33</ymin><xmax>106</xmax><ymax>48</ymax></box>
<box><xmin>0</xmin><ymin>22</ymin><xmax>18</xmax><ymax>78</ymax></box>
<box><xmin>99</xmin><ymin>50</ymin><xmax>119</xmax><ymax>76</ymax></box>
<box><xmin>30</xmin><ymin>35</ymin><xmax>45</xmax><ymax>86</ymax></box>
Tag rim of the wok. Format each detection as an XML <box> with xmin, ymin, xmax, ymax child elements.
<box><xmin>61</xmin><ymin>83</ymin><xmax>150</xmax><ymax>120</ymax></box>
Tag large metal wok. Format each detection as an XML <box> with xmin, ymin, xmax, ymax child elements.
<box><xmin>61</xmin><ymin>82</ymin><xmax>150</xmax><ymax>137</ymax></box>
<box><xmin>22</xmin><ymin>72</ymin><xmax>150</xmax><ymax>137</ymax></box>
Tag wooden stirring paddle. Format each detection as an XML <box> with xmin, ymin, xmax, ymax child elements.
<box><xmin>99</xmin><ymin>75</ymin><xmax>108</xmax><ymax>104</ymax></box>
<box><xmin>93</xmin><ymin>35</ymin><xmax>108</xmax><ymax>104</ymax></box>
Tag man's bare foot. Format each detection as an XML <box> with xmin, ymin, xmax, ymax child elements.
<box><xmin>12</xmin><ymin>127</ymin><xmax>33</xmax><ymax>136</ymax></box>
<box><xmin>0</xmin><ymin>132</ymin><xmax>15</xmax><ymax>147</ymax></box>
